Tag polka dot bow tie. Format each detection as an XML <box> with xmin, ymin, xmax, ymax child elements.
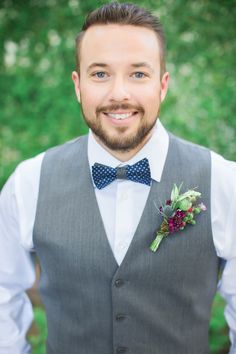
<box><xmin>92</xmin><ymin>157</ymin><xmax>151</xmax><ymax>190</ymax></box>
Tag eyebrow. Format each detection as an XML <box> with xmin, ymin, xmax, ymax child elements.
<box><xmin>87</xmin><ymin>63</ymin><xmax>108</xmax><ymax>71</ymax></box>
<box><xmin>87</xmin><ymin>62</ymin><xmax>154</xmax><ymax>72</ymax></box>
<box><xmin>130</xmin><ymin>62</ymin><xmax>154</xmax><ymax>72</ymax></box>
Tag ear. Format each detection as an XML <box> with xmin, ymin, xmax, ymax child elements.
<box><xmin>71</xmin><ymin>71</ymin><xmax>81</xmax><ymax>102</ymax></box>
<box><xmin>160</xmin><ymin>71</ymin><xmax>169</xmax><ymax>102</ymax></box>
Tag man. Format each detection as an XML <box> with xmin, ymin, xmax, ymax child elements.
<box><xmin>0</xmin><ymin>2</ymin><xmax>235</xmax><ymax>354</ymax></box>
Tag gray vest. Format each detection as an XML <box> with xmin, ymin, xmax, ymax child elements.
<box><xmin>33</xmin><ymin>132</ymin><xmax>219</xmax><ymax>354</ymax></box>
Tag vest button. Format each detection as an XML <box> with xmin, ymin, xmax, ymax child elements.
<box><xmin>116</xmin><ymin>347</ymin><xmax>129</xmax><ymax>353</ymax></box>
<box><xmin>115</xmin><ymin>279</ymin><xmax>124</xmax><ymax>287</ymax></box>
<box><xmin>116</xmin><ymin>314</ymin><xmax>126</xmax><ymax>321</ymax></box>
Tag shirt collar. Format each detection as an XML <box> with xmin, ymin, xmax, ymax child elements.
<box><xmin>88</xmin><ymin>119</ymin><xmax>169</xmax><ymax>184</ymax></box>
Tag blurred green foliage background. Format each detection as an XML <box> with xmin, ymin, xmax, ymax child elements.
<box><xmin>1</xmin><ymin>0</ymin><xmax>235</xmax><ymax>353</ymax></box>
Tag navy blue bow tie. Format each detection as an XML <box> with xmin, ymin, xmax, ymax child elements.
<box><xmin>92</xmin><ymin>158</ymin><xmax>151</xmax><ymax>190</ymax></box>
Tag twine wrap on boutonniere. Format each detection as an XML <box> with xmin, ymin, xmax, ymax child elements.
<box><xmin>150</xmin><ymin>183</ymin><xmax>207</xmax><ymax>252</ymax></box>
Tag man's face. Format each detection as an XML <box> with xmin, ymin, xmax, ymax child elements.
<box><xmin>72</xmin><ymin>24</ymin><xmax>169</xmax><ymax>155</ymax></box>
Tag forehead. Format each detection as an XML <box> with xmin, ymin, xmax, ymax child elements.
<box><xmin>79</xmin><ymin>24</ymin><xmax>160</xmax><ymax>68</ymax></box>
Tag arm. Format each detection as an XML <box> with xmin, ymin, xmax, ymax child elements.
<box><xmin>0</xmin><ymin>172</ymin><xmax>36</xmax><ymax>354</ymax></box>
<box><xmin>218</xmin><ymin>187</ymin><xmax>236</xmax><ymax>354</ymax></box>
<box><xmin>211</xmin><ymin>151</ymin><xmax>236</xmax><ymax>354</ymax></box>
<box><xmin>219</xmin><ymin>258</ymin><xmax>236</xmax><ymax>354</ymax></box>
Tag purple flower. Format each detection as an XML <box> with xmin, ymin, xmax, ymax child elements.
<box><xmin>198</xmin><ymin>202</ymin><xmax>207</xmax><ymax>211</ymax></box>
<box><xmin>150</xmin><ymin>184</ymin><xmax>206</xmax><ymax>252</ymax></box>
<box><xmin>168</xmin><ymin>210</ymin><xmax>187</xmax><ymax>233</ymax></box>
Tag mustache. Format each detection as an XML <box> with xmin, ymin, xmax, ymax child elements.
<box><xmin>96</xmin><ymin>104</ymin><xmax>145</xmax><ymax>114</ymax></box>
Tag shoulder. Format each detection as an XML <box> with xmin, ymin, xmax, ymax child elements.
<box><xmin>211</xmin><ymin>149</ymin><xmax>236</xmax><ymax>173</ymax></box>
<box><xmin>211</xmin><ymin>150</ymin><xmax>236</xmax><ymax>197</ymax></box>
<box><xmin>169</xmin><ymin>132</ymin><xmax>236</xmax><ymax>205</ymax></box>
<box><xmin>15</xmin><ymin>152</ymin><xmax>45</xmax><ymax>180</ymax></box>
<box><xmin>169</xmin><ymin>132</ymin><xmax>210</xmax><ymax>154</ymax></box>
<box><xmin>44</xmin><ymin>135</ymin><xmax>88</xmax><ymax>161</ymax></box>
<box><xmin>13</xmin><ymin>135</ymin><xmax>86</xmax><ymax>196</ymax></box>
<box><xmin>167</xmin><ymin>132</ymin><xmax>211</xmax><ymax>173</ymax></box>
<box><xmin>210</xmin><ymin>151</ymin><xmax>236</xmax><ymax>259</ymax></box>
<box><xmin>13</xmin><ymin>152</ymin><xmax>46</xmax><ymax>210</ymax></box>
<box><xmin>170</xmin><ymin>131</ymin><xmax>236</xmax><ymax>175</ymax></box>
<box><xmin>15</xmin><ymin>135</ymin><xmax>88</xmax><ymax>180</ymax></box>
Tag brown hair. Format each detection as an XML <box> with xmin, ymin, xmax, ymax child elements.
<box><xmin>75</xmin><ymin>2</ymin><xmax>166</xmax><ymax>77</ymax></box>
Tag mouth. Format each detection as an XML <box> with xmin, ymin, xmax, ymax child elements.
<box><xmin>102</xmin><ymin>111</ymin><xmax>138</xmax><ymax>121</ymax></box>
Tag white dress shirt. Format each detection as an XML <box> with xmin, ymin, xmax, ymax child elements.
<box><xmin>0</xmin><ymin>120</ymin><xmax>236</xmax><ymax>354</ymax></box>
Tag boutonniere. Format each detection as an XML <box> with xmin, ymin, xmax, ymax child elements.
<box><xmin>150</xmin><ymin>183</ymin><xmax>206</xmax><ymax>252</ymax></box>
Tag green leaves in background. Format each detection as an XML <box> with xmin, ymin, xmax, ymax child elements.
<box><xmin>210</xmin><ymin>294</ymin><xmax>230</xmax><ymax>353</ymax></box>
<box><xmin>1</xmin><ymin>0</ymin><xmax>235</xmax><ymax>187</ymax></box>
<box><xmin>28</xmin><ymin>307</ymin><xmax>47</xmax><ymax>354</ymax></box>
<box><xmin>1</xmin><ymin>1</ymin><xmax>235</xmax><ymax>353</ymax></box>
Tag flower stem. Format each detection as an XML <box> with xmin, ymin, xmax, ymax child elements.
<box><xmin>150</xmin><ymin>233</ymin><xmax>165</xmax><ymax>252</ymax></box>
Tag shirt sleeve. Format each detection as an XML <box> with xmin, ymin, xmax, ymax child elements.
<box><xmin>211</xmin><ymin>151</ymin><xmax>236</xmax><ymax>354</ymax></box>
<box><xmin>218</xmin><ymin>191</ymin><xmax>236</xmax><ymax>354</ymax></box>
<box><xmin>0</xmin><ymin>152</ymin><xmax>44</xmax><ymax>354</ymax></box>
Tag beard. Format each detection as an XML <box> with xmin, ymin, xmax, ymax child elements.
<box><xmin>80</xmin><ymin>100</ymin><xmax>159</xmax><ymax>152</ymax></box>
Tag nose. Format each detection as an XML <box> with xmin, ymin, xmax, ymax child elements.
<box><xmin>108</xmin><ymin>77</ymin><xmax>131</xmax><ymax>102</ymax></box>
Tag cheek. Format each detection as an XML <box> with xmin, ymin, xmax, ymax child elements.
<box><xmin>81</xmin><ymin>84</ymin><xmax>108</xmax><ymax>110</ymax></box>
<box><xmin>81</xmin><ymin>90</ymin><xmax>98</xmax><ymax>113</ymax></box>
<box><xmin>138</xmin><ymin>86</ymin><xmax>161</xmax><ymax>108</ymax></box>
<box><xmin>135</xmin><ymin>81</ymin><xmax>160</xmax><ymax>97</ymax></box>
<box><xmin>147</xmin><ymin>83</ymin><xmax>161</xmax><ymax>97</ymax></box>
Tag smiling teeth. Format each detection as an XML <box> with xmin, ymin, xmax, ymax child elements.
<box><xmin>107</xmin><ymin>112</ymin><xmax>133</xmax><ymax>120</ymax></box>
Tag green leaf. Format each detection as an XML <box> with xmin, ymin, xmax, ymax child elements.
<box><xmin>176</xmin><ymin>199</ymin><xmax>192</xmax><ymax>211</ymax></box>
<box><xmin>176</xmin><ymin>190</ymin><xmax>201</xmax><ymax>203</ymax></box>
<box><xmin>194</xmin><ymin>207</ymin><xmax>201</xmax><ymax>214</ymax></box>
<box><xmin>171</xmin><ymin>183</ymin><xmax>179</xmax><ymax>202</ymax></box>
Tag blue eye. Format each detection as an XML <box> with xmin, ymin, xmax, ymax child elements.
<box><xmin>133</xmin><ymin>72</ymin><xmax>146</xmax><ymax>79</ymax></box>
<box><xmin>94</xmin><ymin>72</ymin><xmax>107</xmax><ymax>78</ymax></box>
